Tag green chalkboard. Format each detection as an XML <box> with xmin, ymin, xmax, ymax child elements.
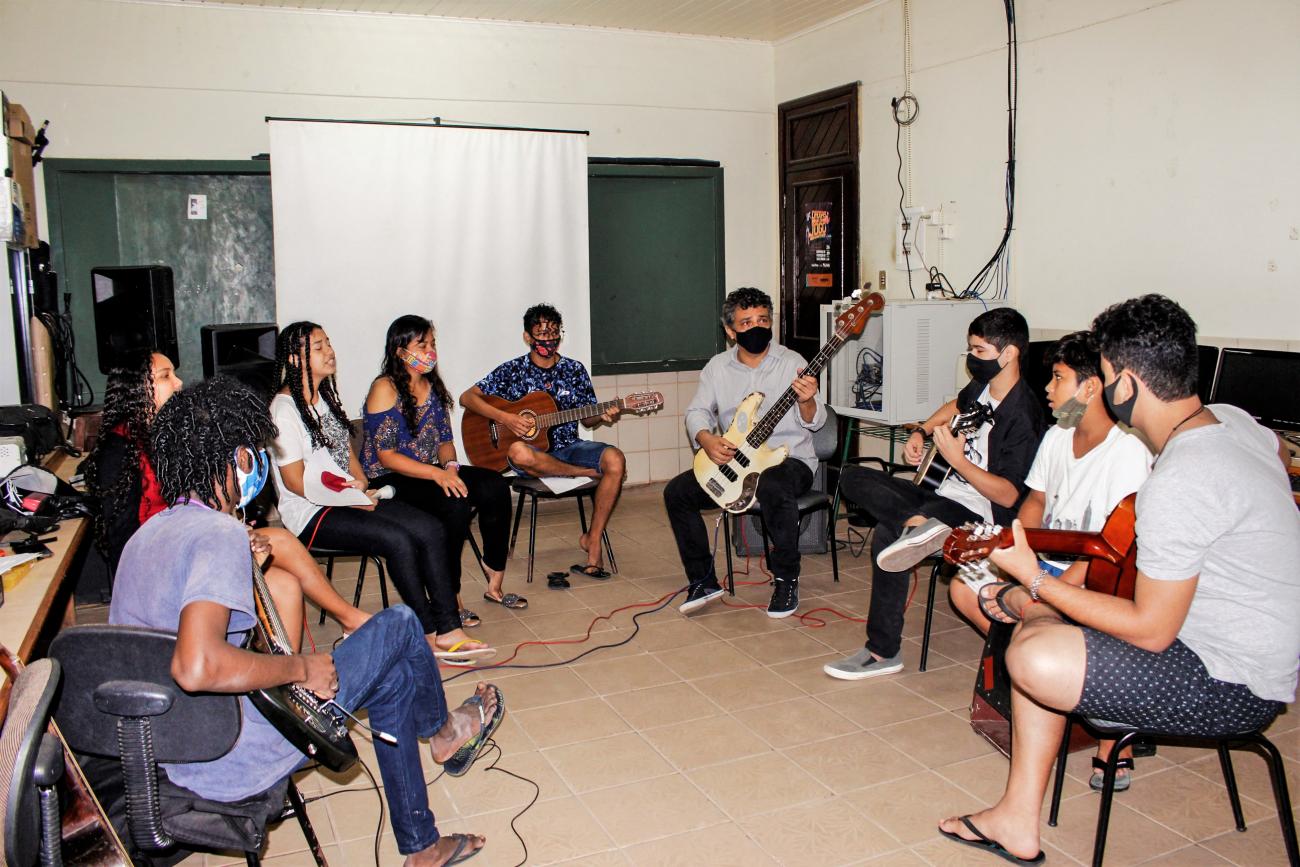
<box><xmin>588</xmin><ymin>163</ymin><xmax>726</xmax><ymax>375</ymax></box>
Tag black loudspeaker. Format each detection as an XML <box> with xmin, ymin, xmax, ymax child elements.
<box><xmin>91</xmin><ymin>266</ymin><xmax>177</xmax><ymax>374</ymax></box>
<box><xmin>200</xmin><ymin>323</ymin><xmax>278</xmax><ymax>397</ymax></box>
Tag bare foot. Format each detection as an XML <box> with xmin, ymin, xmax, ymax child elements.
<box><xmin>429</xmin><ymin>681</ymin><xmax>499</xmax><ymax>763</ymax></box>
<box><xmin>577</xmin><ymin>532</ymin><xmax>603</xmax><ymax>570</ymax></box>
<box><xmin>938</xmin><ymin>808</ymin><xmax>1040</xmax><ymax>861</ymax></box>
<box><xmin>403</xmin><ymin>833</ymin><xmax>486</xmax><ymax>866</ymax></box>
<box><xmin>340</xmin><ymin>607</ymin><xmax>371</xmax><ymax>634</ymax></box>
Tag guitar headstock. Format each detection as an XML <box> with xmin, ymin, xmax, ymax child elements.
<box><xmin>623</xmin><ymin>391</ymin><xmax>665</xmax><ymax>413</ymax></box>
<box><xmin>951</xmin><ymin>403</ymin><xmax>996</xmax><ymax>436</ymax></box>
<box><xmin>942</xmin><ymin>521</ymin><xmax>1012</xmax><ymax>565</ymax></box>
<box><xmin>833</xmin><ymin>288</ymin><xmax>885</xmax><ymax>340</ymax></box>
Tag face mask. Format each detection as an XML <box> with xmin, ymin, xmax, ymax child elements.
<box><xmin>966</xmin><ymin>352</ymin><xmax>1003</xmax><ymax>384</ymax></box>
<box><xmin>398</xmin><ymin>347</ymin><xmax>436</xmax><ymax>374</ymax></box>
<box><xmin>532</xmin><ymin>337</ymin><xmax>560</xmax><ymax>358</ymax></box>
<box><xmin>734</xmin><ymin>326</ymin><xmax>773</xmax><ymax>354</ymax></box>
<box><xmin>1103</xmin><ymin>374</ymin><xmax>1137</xmax><ymax>426</ymax></box>
<box><xmin>234</xmin><ymin>447</ymin><xmax>269</xmax><ymax>510</ymax></box>
<box><xmin>1052</xmin><ymin>387</ymin><xmax>1090</xmax><ymax>430</ymax></box>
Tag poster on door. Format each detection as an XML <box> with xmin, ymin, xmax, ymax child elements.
<box><xmin>803</xmin><ymin>201</ymin><xmax>834</xmax><ymax>291</ymax></box>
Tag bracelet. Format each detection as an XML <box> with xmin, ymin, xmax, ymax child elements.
<box><xmin>445</xmin><ymin>460</ymin><xmax>461</xmax><ymax>472</ymax></box>
<box><xmin>1028</xmin><ymin>569</ymin><xmax>1051</xmax><ymax>601</ymax></box>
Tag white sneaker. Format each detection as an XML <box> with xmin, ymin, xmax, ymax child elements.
<box><xmin>876</xmin><ymin>518</ymin><xmax>953</xmax><ymax>572</ymax></box>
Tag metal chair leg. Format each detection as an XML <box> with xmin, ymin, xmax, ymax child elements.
<box><xmin>1218</xmin><ymin>741</ymin><xmax>1247</xmax><ymax>831</ymax></box>
<box><xmin>351</xmin><ymin>557</ymin><xmax>370</xmax><ymax>609</ymax></box>
<box><xmin>919</xmin><ymin>561</ymin><xmax>941</xmax><ymax>672</ymax></box>
<box><xmin>286</xmin><ymin>781</ymin><xmax>329</xmax><ymax>867</ymax></box>
<box><xmin>828</xmin><ymin>506</ymin><xmax>839</xmax><ymax>583</ymax></box>
<box><xmin>1093</xmin><ymin>730</ymin><xmax>1141</xmax><ymax>867</ymax></box>
<box><xmin>576</xmin><ymin>495</ymin><xmax>589</xmax><ymax>535</ymax></box>
<box><xmin>318</xmin><ymin>556</ymin><xmax>336</xmax><ymax>625</ymax></box>
<box><xmin>1048</xmin><ymin>717</ymin><xmax>1072</xmax><ymax>826</ymax></box>
<box><xmin>509</xmin><ymin>488</ymin><xmax>526</xmax><ymax>555</ymax></box>
<box><xmin>723</xmin><ymin>516</ymin><xmax>735</xmax><ymax>596</ymax></box>
<box><xmin>1248</xmin><ymin>732</ymin><xmax>1300</xmax><ymax>865</ymax></box>
<box><xmin>374</xmin><ymin>558</ymin><xmax>389</xmax><ymax>609</ymax></box>
<box><xmin>526</xmin><ymin>493</ymin><xmax>538</xmax><ymax>583</ymax></box>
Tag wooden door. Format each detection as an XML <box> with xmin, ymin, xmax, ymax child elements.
<box><xmin>778</xmin><ymin>84</ymin><xmax>860</xmax><ymax>360</ymax></box>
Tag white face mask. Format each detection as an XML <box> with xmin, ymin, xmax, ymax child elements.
<box><xmin>1052</xmin><ymin>386</ymin><xmax>1091</xmax><ymax>430</ymax></box>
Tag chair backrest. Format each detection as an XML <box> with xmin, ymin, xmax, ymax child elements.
<box><xmin>49</xmin><ymin>626</ymin><xmax>239</xmax><ymax>763</ymax></box>
<box><xmin>0</xmin><ymin>657</ymin><xmax>61</xmax><ymax>867</ymax></box>
<box><xmin>813</xmin><ymin>405</ymin><xmax>839</xmax><ymax>462</ymax></box>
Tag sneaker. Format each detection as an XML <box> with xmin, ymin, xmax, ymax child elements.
<box><xmin>767</xmin><ymin>578</ymin><xmax>799</xmax><ymax>618</ymax></box>
<box><xmin>679</xmin><ymin>581</ymin><xmax>724</xmax><ymax>614</ymax></box>
<box><xmin>823</xmin><ymin>647</ymin><xmax>904</xmax><ymax>680</ymax></box>
<box><xmin>876</xmin><ymin>518</ymin><xmax>954</xmax><ymax>572</ymax></box>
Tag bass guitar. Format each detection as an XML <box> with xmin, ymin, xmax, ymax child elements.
<box><xmin>693</xmin><ymin>289</ymin><xmax>884</xmax><ymax>512</ymax></box>
<box><xmin>913</xmin><ymin>402</ymin><xmax>995</xmax><ymax>491</ymax></box>
<box><xmin>246</xmin><ymin>559</ymin><xmax>357</xmax><ymax>773</ymax></box>
<box><xmin>462</xmin><ymin>390</ymin><xmax>663</xmax><ymax>472</ymax></box>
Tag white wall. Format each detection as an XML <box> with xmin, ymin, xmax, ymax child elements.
<box><xmin>0</xmin><ymin>0</ymin><xmax>778</xmax><ymax>316</ymax></box>
<box><xmin>776</xmin><ymin>0</ymin><xmax>1300</xmax><ymax>344</ymax></box>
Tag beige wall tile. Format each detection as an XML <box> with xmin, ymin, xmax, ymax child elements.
<box><xmin>591</xmin><ymin>425</ymin><xmax>619</xmax><ymax>446</ymax></box>
<box><xmin>616</xmin><ymin>372</ymin><xmax>649</xmax><ymax>388</ymax></box>
<box><xmin>624</xmin><ymin>451</ymin><xmax>650</xmax><ymax>485</ymax></box>
<box><xmin>677</xmin><ymin>382</ymin><xmax>700</xmax><ymax>416</ymax></box>
<box><xmin>647</xmin><ymin>370</ymin><xmax>678</xmax><ymax>384</ymax></box>
<box><xmin>648</xmin><ymin>415</ymin><xmax>686</xmax><ymax>450</ymax></box>
<box><xmin>592</xmin><ymin>374</ymin><xmax>618</xmax><ymax>389</ymax></box>
<box><xmin>678</xmin><ymin>447</ymin><xmax>696</xmax><ymax>472</ymax></box>
<box><xmin>677</xmin><ymin>369</ymin><xmax>701</xmax><ymax>383</ymax></box>
<box><xmin>648</xmin><ymin>448</ymin><xmax>679</xmax><ymax>481</ymax></box>
<box><xmin>617</xmin><ymin>417</ymin><xmax>649</xmax><ymax>453</ymax></box>
<box><xmin>594</xmin><ymin>384</ymin><xmax>618</xmax><ymax>404</ymax></box>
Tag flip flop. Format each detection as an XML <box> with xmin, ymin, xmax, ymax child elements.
<box><xmin>977</xmin><ymin>582</ymin><xmax>1024</xmax><ymax>624</ymax></box>
<box><xmin>547</xmin><ymin>571</ymin><xmax>571</xmax><ymax>589</ymax></box>
<box><xmin>442</xmin><ymin>832</ymin><xmax>484</xmax><ymax>865</ymax></box>
<box><xmin>433</xmin><ymin>640</ymin><xmax>497</xmax><ymax>662</ymax></box>
<box><xmin>938</xmin><ymin>816</ymin><xmax>1044</xmax><ymax>865</ymax></box>
<box><xmin>571</xmin><ymin>563</ymin><xmax>612</xmax><ymax>581</ymax></box>
<box><xmin>443</xmin><ymin>685</ymin><xmax>506</xmax><ymax>777</ymax></box>
<box><xmin>483</xmin><ymin>591</ymin><xmax>529</xmax><ymax>610</ymax></box>
<box><xmin>459</xmin><ymin>608</ymin><xmax>481</xmax><ymax>628</ymax></box>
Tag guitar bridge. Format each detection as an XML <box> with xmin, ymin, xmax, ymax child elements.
<box><xmin>488</xmin><ymin>421</ymin><xmax>499</xmax><ymax>448</ymax></box>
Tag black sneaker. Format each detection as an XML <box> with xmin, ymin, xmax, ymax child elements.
<box><xmin>767</xmin><ymin>578</ymin><xmax>799</xmax><ymax>618</ymax></box>
<box><xmin>679</xmin><ymin>581</ymin><xmax>724</xmax><ymax>614</ymax></box>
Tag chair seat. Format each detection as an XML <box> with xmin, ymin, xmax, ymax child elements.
<box><xmin>509</xmin><ymin>476</ymin><xmax>600</xmax><ymax>498</ymax></box>
<box><xmin>744</xmin><ymin>491</ymin><xmax>831</xmax><ymax>515</ymax></box>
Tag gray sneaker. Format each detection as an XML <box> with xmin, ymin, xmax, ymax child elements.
<box><xmin>823</xmin><ymin>648</ymin><xmax>904</xmax><ymax>681</ymax></box>
<box><xmin>876</xmin><ymin>518</ymin><xmax>953</xmax><ymax>572</ymax></box>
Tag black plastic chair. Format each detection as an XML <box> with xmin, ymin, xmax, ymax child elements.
<box><xmin>49</xmin><ymin>626</ymin><xmax>326</xmax><ymax>866</ymax></box>
<box><xmin>1049</xmin><ymin>716</ymin><xmax>1299</xmax><ymax>867</ymax></box>
<box><xmin>312</xmin><ymin>546</ymin><xmax>390</xmax><ymax>625</ymax></box>
<box><xmin>508</xmin><ymin>477</ymin><xmax>617</xmax><ymax>583</ymax></box>
<box><xmin>1</xmin><ymin>657</ymin><xmax>65</xmax><ymax>867</ymax></box>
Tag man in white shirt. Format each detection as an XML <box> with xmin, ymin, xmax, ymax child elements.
<box><xmin>665</xmin><ymin>287</ymin><xmax>825</xmax><ymax>618</ymax></box>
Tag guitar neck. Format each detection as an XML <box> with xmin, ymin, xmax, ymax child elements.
<box><xmin>1020</xmin><ymin>528</ymin><xmax>1124</xmax><ymax>566</ymax></box>
<box><xmin>251</xmin><ymin>561</ymin><xmax>296</xmax><ymax>653</ymax></box>
<box><xmin>744</xmin><ymin>335</ymin><xmax>842</xmax><ymax>447</ymax></box>
<box><xmin>536</xmin><ymin>398</ymin><xmax>623</xmax><ymax>429</ymax></box>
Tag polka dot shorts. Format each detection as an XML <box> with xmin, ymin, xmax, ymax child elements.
<box><xmin>1076</xmin><ymin>629</ymin><xmax>1281</xmax><ymax>737</ymax></box>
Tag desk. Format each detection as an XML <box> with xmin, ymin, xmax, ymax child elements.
<box><xmin>0</xmin><ymin>450</ymin><xmax>88</xmax><ymax>662</ymax></box>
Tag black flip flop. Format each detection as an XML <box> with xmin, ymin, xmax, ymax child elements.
<box><xmin>571</xmin><ymin>563</ymin><xmax>612</xmax><ymax>581</ymax></box>
<box><xmin>977</xmin><ymin>582</ymin><xmax>1024</xmax><ymax>624</ymax></box>
<box><xmin>547</xmin><ymin>571</ymin><xmax>571</xmax><ymax>589</ymax></box>
<box><xmin>939</xmin><ymin>816</ymin><xmax>1044</xmax><ymax>865</ymax></box>
<box><xmin>442</xmin><ymin>832</ymin><xmax>484</xmax><ymax>865</ymax></box>
<box><xmin>443</xmin><ymin>685</ymin><xmax>506</xmax><ymax>777</ymax></box>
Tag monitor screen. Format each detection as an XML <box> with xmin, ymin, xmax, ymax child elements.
<box><xmin>1210</xmin><ymin>348</ymin><xmax>1300</xmax><ymax>432</ymax></box>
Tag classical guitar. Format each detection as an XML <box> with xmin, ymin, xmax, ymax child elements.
<box><xmin>246</xmin><ymin>559</ymin><xmax>358</xmax><ymax>773</ymax></box>
<box><xmin>693</xmin><ymin>289</ymin><xmax>885</xmax><ymax>513</ymax></box>
<box><xmin>913</xmin><ymin>402</ymin><xmax>996</xmax><ymax>491</ymax></box>
<box><xmin>461</xmin><ymin>390</ymin><xmax>664</xmax><ymax>472</ymax></box>
<box><xmin>944</xmin><ymin>494</ymin><xmax>1138</xmax><ymax>755</ymax></box>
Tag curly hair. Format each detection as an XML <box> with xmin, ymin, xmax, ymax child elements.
<box><xmin>1091</xmin><ymin>294</ymin><xmax>1198</xmax><ymax>401</ymax></box>
<box><xmin>1049</xmin><ymin>331</ymin><xmax>1102</xmax><ymax>383</ymax></box>
<box><xmin>721</xmin><ymin>287</ymin><xmax>773</xmax><ymax>328</ymax></box>
<box><xmin>379</xmin><ymin>314</ymin><xmax>454</xmax><ymax>435</ymax></box>
<box><xmin>84</xmin><ymin>350</ymin><xmax>157</xmax><ymax>556</ymax></box>
<box><xmin>150</xmin><ymin>376</ymin><xmax>278</xmax><ymax>509</ymax></box>
<box><xmin>523</xmin><ymin>304</ymin><xmax>562</xmax><ymax>334</ymax></box>
<box><xmin>274</xmin><ymin>321</ymin><xmax>350</xmax><ymax>450</ymax></box>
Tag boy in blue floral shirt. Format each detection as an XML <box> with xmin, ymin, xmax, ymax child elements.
<box><xmin>461</xmin><ymin>304</ymin><xmax>626</xmax><ymax>579</ymax></box>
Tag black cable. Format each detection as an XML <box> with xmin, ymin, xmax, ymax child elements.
<box><xmin>892</xmin><ymin>98</ymin><xmax>917</xmax><ymax>298</ymax></box>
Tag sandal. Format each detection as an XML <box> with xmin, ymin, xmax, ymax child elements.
<box><xmin>571</xmin><ymin>563</ymin><xmax>612</xmax><ymax>580</ymax></box>
<box><xmin>977</xmin><ymin>581</ymin><xmax>1024</xmax><ymax>624</ymax></box>
<box><xmin>441</xmin><ymin>833</ymin><xmax>484</xmax><ymax>865</ymax></box>
<box><xmin>459</xmin><ymin>608</ymin><xmax>481</xmax><ymax>628</ymax></box>
<box><xmin>432</xmin><ymin>640</ymin><xmax>497</xmax><ymax>662</ymax></box>
<box><xmin>1089</xmin><ymin>755</ymin><xmax>1134</xmax><ymax>792</ymax></box>
<box><xmin>938</xmin><ymin>816</ymin><xmax>1044</xmax><ymax>865</ymax></box>
<box><xmin>443</xmin><ymin>685</ymin><xmax>506</xmax><ymax>777</ymax></box>
<box><xmin>483</xmin><ymin>591</ymin><xmax>528</xmax><ymax>610</ymax></box>
<box><xmin>547</xmin><ymin>571</ymin><xmax>571</xmax><ymax>589</ymax></box>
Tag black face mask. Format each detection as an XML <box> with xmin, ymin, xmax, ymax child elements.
<box><xmin>1103</xmin><ymin>374</ymin><xmax>1137</xmax><ymax>426</ymax></box>
<box><xmin>531</xmin><ymin>337</ymin><xmax>561</xmax><ymax>358</ymax></box>
<box><xmin>966</xmin><ymin>352</ymin><xmax>1003</xmax><ymax>384</ymax></box>
<box><xmin>734</xmin><ymin>326</ymin><xmax>773</xmax><ymax>354</ymax></box>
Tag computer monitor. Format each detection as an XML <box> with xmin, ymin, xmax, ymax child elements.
<box><xmin>1209</xmin><ymin>347</ymin><xmax>1300</xmax><ymax>432</ymax></box>
<box><xmin>1195</xmin><ymin>344</ymin><xmax>1220</xmax><ymax>404</ymax></box>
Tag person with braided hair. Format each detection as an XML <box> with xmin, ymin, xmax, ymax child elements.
<box><xmin>270</xmin><ymin>322</ymin><xmax>494</xmax><ymax>661</ymax></box>
<box><xmin>83</xmin><ymin>349</ymin><xmax>370</xmax><ymax>640</ymax></box>
<box><xmin>363</xmin><ymin>315</ymin><xmax>523</xmax><ymax>618</ymax></box>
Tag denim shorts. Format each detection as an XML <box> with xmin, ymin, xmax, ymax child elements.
<box><xmin>509</xmin><ymin>439</ymin><xmax>610</xmax><ymax>477</ymax></box>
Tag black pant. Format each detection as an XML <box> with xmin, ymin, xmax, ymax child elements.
<box><xmin>838</xmin><ymin>466</ymin><xmax>980</xmax><ymax>659</ymax></box>
<box><xmin>663</xmin><ymin>460</ymin><xmax>814</xmax><ymax>587</ymax></box>
<box><xmin>298</xmin><ymin>499</ymin><xmax>459</xmax><ymax>636</ymax></box>
<box><xmin>374</xmin><ymin>466</ymin><xmax>511</xmax><ymax>594</ymax></box>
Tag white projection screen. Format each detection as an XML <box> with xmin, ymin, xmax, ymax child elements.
<box><xmin>269</xmin><ymin>120</ymin><xmax>591</xmax><ymax>460</ymax></box>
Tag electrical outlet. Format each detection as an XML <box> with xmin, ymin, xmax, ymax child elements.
<box><xmin>878</xmin><ymin>270</ymin><xmax>886</xmax><ymax>294</ymax></box>
<box><xmin>895</xmin><ymin>207</ymin><xmax>925</xmax><ymax>270</ymax></box>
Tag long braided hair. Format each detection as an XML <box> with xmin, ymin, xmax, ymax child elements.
<box><xmin>84</xmin><ymin>350</ymin><xmax>157</xmax><ymax>555</ymax></box>
<box><xmin>151</xmin><ymin>376</ymin><xmax>278</xmax><ymax>510</ymax></box>
<box><xmin>379</xmin><ymin>315</ymin><xmax>453</xmax><ymax>435</ymax></box>
<box><xmin>274</xmin><ymin>321</ymin><xmax>350</xmax><ymax>450</ymax></box>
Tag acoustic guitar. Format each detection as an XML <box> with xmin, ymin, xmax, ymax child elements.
<box><xmin>461</xmin><ymin>390</ymin><xmax>663</xmax><ymax>472</ymax></box>
<box><xmin>246</xmin><ymin>560</ymin><xmax>357</xmax><ymax>773</ymax></box>
<box><xmin>693</xmin><ymin>289</ymin><xmax>884</xmax><ymax>513</ymax></box>
<box><xmin>942</xmin><ymin>494</ymin><xmax>1138</xmax><ymax>755</ymax></box>
<box><xmin>912</xmin><ymin>402</ymin><xmax>995</xmax><ymax>491</ymax></box>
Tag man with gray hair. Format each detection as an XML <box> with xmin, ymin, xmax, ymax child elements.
<box><xmin>663</xmin><ymin>287</ymin><xmax>826</xmax><ymax>618</ymax></box>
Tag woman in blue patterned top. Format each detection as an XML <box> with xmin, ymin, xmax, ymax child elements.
<box><xmin>363</xmin><ymin>315</ymin><xmax>523</xmax><ymax>613</ymax></box>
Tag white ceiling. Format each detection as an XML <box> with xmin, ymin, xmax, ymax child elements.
<box><xmin>158</xmin><ymin>0</ymin><xmax>881</xmax><ymax>41</ymax></box>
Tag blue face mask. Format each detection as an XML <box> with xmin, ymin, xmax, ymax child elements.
<box><xmin>235</xmin><ymin>447</ymin><xmax>269</xmax><ymax>509</ymax></box>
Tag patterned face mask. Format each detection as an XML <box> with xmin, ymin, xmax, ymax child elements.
<box><xmin>398</xmin><ymin>347</ymin><xmax>437</xmax><ymax>374</ymax></box>
<box><xmin>234</xmin><ymin>447</ymin><xmax>269</xmax><ymax>509</ymax></box>
<box><xmin>532</xmin><ymin>337</ymin><xmax>561</xmax><ymax>358</ymax></box>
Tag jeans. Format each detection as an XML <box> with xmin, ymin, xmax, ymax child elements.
<box><xmin>300</xmin><ymin>499</ymin><xmax>460</xmax><ymax>635</ymax></box>
<box><xmin>838</xmin><ymin>466</ymin><xmax>979</xmax><ymax>659</ymax></box>
<box><xmin>663</xmin><ymin>460</ymin><xmax>814</xmax><ymax>587</ymax></box>
<box><xmin>332</xmin><ymin>605</ymin><xmax>449</xmax><ymax>855</ymax></box>
<box><xmin>376</xmin><ymin>466</ymin><xmax>512</xmax><ymax>593</ymax></box>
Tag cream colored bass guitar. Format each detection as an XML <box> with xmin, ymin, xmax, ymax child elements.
<box><xmin>693</xmin><ymin>290</ymin><xmax>884</xmax><ymax>512</ymax></box>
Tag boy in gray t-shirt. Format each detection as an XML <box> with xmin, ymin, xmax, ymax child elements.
<box><xmin>935</xmin><ymin>295</ymin><xmax>1300</xmax><ymax>864</ymax></box>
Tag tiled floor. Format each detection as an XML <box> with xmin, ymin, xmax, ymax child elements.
<box><xmin>84</xmin><ymin>483</ymin><xmax>1299</xmax><ymax>865</ymax></box>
